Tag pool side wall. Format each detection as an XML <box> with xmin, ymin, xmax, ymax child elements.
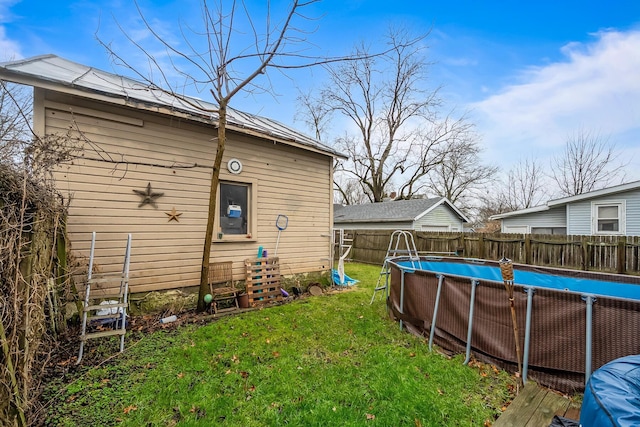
<box><xmin>388</xmin><ymin>259</ymin><xmax>640</xmax><ymax>393</ymax></box>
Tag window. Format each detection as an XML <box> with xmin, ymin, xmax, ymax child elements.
<box><xmin>503</xmin><ymin>225</ymin><xmax>529</xmax><ymax>234</ymax></box>
<box><xmin>531</xmin><ymin>227</ymin><xmax>567</xmax><ymax>235</ymax></box>
<box><xmin>421</xmin><ymin>225</ymin><xmax>449</xmax><ymax>232</ymax></box>
<box><xmin>592</xmin><ymin>201</ymin><xmax>625</xmax><ymax>235</ymax></box>
<box><xmin>216</xmin><ymin>180</ymin><xmax>256</xmax><ymax>240</ymax></box>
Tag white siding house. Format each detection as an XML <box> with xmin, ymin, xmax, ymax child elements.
<box><xmin>334</xmin><ymin>198</ymin><xmax>469</xmax><ymax>231</ymax></box>
<box><xmin>491</xmin><ymin>181</ymin><xmax>640</xmax><ymax>236</ymax></box>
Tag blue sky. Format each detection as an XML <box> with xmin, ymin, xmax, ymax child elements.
<box><xmin>2</xmin><ymin>0</ymin><xmax>640</xmax><ymax>181</ymax></box>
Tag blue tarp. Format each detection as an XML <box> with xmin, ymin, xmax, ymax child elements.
<box><xmin>332</xmin><ymin>269</ymin><xmax>358</xmax><ymax>286</ymax></box>
<box><xmin>400</xmin><ymin>260</ymin><xmax>640</xmax><ymax>300</ymax></box>
<box><xmin>580</xmin><ymin>355</ymin><xmax>640</xmax><ymax>427</ymax></box>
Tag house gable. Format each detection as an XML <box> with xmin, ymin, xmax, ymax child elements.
<box><xmin>414</xmin><ymin>204</ymin><xmax>464</xmax><ymax>231</ymax></box>
<box><xmin>333</xmin><ymin>197</ymin><xmax>467</xmax><ymax>231</ymax></box>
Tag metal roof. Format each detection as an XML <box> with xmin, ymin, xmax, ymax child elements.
<box><xmin>0</xmin><ymin>54</ymin><xmax>344</xmax><ymax>158</ymax></box>
<box><xmin>334</xmin><ymin>197</ymin><xmax>469</xmax><ymax>224</ymax></box>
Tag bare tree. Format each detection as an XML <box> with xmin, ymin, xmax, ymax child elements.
<box><xmin>427</xmin><ymin>120</ymin><xmax>497</xmax><ymax>212</ymax></box>
<box><xmin>550</xmin><ymin>129</ymin><xmax>626</xmax><ymax>196</ymax></box>
<box><xmin>299</xmin><ymin>28</ymin><xmax>478</xmax><ymax>203</ymax></box>
<box><xmin>0</xmin><ymin>81</ymin><xmax>32</xmax><ymax>164</ymax></box>
<box><xmin>333</xmin><ymin>172</ymin><xmax>370</xmax><ymax>205</ymax></box>
<box><xmin>502</xmin><ymin>157</ymin><xmax>548</xmax><ymax>211</ymax></box>
<box><xmin>295</xmin><ymin>90</ymin><xmax>333</xmax><ymax>142</ymax></box>
<box><xmin>472</xmin><ymin>192</ymin><xmax>508</xmax><ymax>232</ymax></box>
<box><xmin>473</xmin><ymin>157</ymin><xmax>547</xmax><ymax>230</ymax></box>
<box><xmin>98</xmin><ymin>0</ymin><xmax>400</xmax><ymax>310</ymax></box>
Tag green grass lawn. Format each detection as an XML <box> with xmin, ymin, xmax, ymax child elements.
<box><xmin>41</xmin><ymin>263</ymin><xmax>515</xmax><ymax>426</ymax></box>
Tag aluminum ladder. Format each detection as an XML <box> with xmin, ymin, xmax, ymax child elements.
<box><xmin>370</xmin><ymin>230</ymin><xmax>420</xmax><ymax>304</ymax></box>
<box><xmin>77</xmin><ymin>232</ymin><xmax>132</xmax><ymax>364</ymax></box>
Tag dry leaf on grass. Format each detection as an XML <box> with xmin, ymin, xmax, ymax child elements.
<box><xmin>123</xmin><ymin>405</ymin><xmax>137</xmax><ymax>414</ymax></box>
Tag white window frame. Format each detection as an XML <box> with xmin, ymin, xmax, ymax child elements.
<box><xmin>214</xmin><ymin>177</ymin><xmax>258</xmax><ymax>242</ymax></box>
<box><xmin>420</xmin><ymin>225</ymin><xmax>450</xmax><ymax>232</ymax></box>
<box><xmin>503</xmin><ymin>225</ymin><xmax>530</xmax><ymax>234</ymax></box>
<box><xmin>530</xmin><ymin>227</ymin><xmax>567</xmax><ymax>235</ymax></box>
<box><xmin>591</xmin><ymin>200</ymin><xmax>626</xmax><ymax>235</ymax></box>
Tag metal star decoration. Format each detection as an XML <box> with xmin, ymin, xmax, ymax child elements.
<box><xmin>165</xmin><ymin>207</ymin><xmax>183</xmax><ymax>222</ymax></box>
<box><xmin>133</xmin><ymin>182</ymin><xmax>164</xmax><ymax>208</ymax></box>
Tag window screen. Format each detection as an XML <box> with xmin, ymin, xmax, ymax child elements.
<box><xmin>219</xmin><ymin>182</ymin><xmax>248</xmax><ymax>235</ymax></box>
<box><xmin>597</xmin><ymin>205</ymin><xmax>619</xmax><ymax>232</ymax></box>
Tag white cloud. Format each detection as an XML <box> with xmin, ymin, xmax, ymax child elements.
<box><xmin>0</xmin><ymin>0</ymin><xmax>22</xmax><ymax>61</ymax></box>
<box><xmin>471</xmin><ymin>29</ymin><xmax>640</xmax><ymax>177</ymax></box>
<box><xmin>0</xmin><ymin>26</ymin><xmax>21</xmax><ymax>61</ymax></box>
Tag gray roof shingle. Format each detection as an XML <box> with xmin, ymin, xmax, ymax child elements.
<box><xmin>334</xmin><ymin>198</ymin><xmax>447</xmax><ymax>224</ymax></box>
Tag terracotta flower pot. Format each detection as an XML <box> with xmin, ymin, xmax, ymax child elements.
<box><xmin>237</xmin><ymin>293</ymin><xmax>249</xmax><ymax>308</ymax></box>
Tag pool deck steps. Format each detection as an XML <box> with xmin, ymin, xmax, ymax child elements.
<box><xmin>493</xmin><ymin>382</ymin><xmax>581</xmax><ymax>427</ymax></box>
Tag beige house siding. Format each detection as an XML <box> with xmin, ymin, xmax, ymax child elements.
<box><xmin>40</xmin><ymin>89</ymin><xmax>333</xmax><ymax>293</ymax></box>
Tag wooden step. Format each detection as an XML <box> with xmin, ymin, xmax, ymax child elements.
<box><xmin>494</xmin><ymin>382</ymin><xmax>580</xmax><ymax>427</ymax></box>
<box><xmin>88</xmin><ymin>274</ymin><xmax>128</xmax><ymax>284</ymax></box>
<box><xmin>87</xmin><ymin>314</ymin><xmax>126</xmax><ymax>321</ymax></box>
<box><xmin>84</xmin><ymin>302</ymin><xmax>128</xmax><ymax>312</ymax></box>
<box><xmin>79</xmin><ymin>291</ymin><xmax>126</xmax><ymax>300</ymax></box>
<box><xmin>81</xmin><ymin>329</ymin><xmax>126</xmax><ymax>341</ymax></box>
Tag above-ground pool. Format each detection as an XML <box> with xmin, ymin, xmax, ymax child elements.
<box><xmin>385</xmin><ymin>257</ymin><xmax>640</xmax><ymax>392</ymax></box>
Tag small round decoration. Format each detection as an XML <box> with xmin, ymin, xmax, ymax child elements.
<box><xmin>204</xmin><ymin>294</ymin><xmax>213</xmax><ymax>304</ymax></box>
<box><xmin>227</xmin><ymin>158</ymin><xmax>243</xmax><ymax>174</ymax></box>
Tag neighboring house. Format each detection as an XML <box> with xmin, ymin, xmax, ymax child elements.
<box><xmin>333</xmin><ymin>197</ymin><xmax>470</xmax><ymax>231</ymax></box>
<box><xmin>490</xmin><ymin>180</ymin><xmax>640</xmax><ymax>236</ymax></box>
<box><xmin>0</xmin><ymin>55</ymin><xmax>343</xmax><ymax>293</ymax></box>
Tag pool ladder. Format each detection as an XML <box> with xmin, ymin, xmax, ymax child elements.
<box><xmin>370</xmin><ymin>230</ymin><xmax>420</xmax><ymax>304</ymax></box>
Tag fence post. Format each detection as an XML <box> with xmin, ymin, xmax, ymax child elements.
<box><xmin>617</xmin><ymin>236</ymin><xmax>627</xmax><ymax>274</ymax></box>
<box><xmin>478</xmin><ymin>234</ymin><xmax>485</xmax><ymax>260</ymax></box>
<box><xmin>581</xmin><ymin>236</ymin><xmax>589</xmax><ymax>271</ymax></box>
<box><xmin>524</xmin><ymin>234</ymin><xmax>532</xmax><ymax>265</ymax></box>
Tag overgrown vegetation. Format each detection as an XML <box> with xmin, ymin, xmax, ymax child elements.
<box><xmin>1</xmin><ymin>81</ymin><xmax>80</xmax><ymax>426</ymax></box>
<box><xmin>40</xmin><ymin>263</ymin><xmax>516</xmax><ymax>426</ymax></box>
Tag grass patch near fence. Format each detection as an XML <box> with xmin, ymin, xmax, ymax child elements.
<box><xmin>41</xmin><ymin>263</ymin><xmax>515</xmax><ymax>426</ymax></box>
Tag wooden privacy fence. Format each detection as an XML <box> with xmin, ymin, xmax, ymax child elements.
<box><xmin>337</xmin><ymin>229</ymin><xmax>640</xmax><ymax>275</ymax></box>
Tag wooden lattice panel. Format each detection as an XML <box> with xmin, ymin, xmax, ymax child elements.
<box><xmin>244</xmin><ymin>257</ymin><xmax>282</xmax><ymax>306</ymax></box>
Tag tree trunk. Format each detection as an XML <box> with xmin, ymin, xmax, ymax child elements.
<box><xmin>198</xmin><ymin>100</ymin><xmax>228</xmax><ymax>311</ymax></box>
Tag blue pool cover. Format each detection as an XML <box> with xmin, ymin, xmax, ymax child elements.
<box><xmin>580</xmin><ymin>354</ymin><xmax>640</xmax><ymax>427</ymax></box>
<box><xmin>398</xmin><ymin>260</ymin><xmax>640</xmax><ymax>301</ymax></box>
